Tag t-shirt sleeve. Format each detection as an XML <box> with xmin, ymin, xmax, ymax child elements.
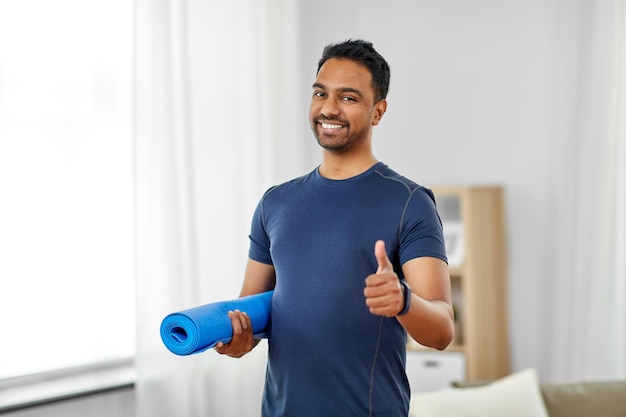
<box><xmin>398</xmin><ymin>187</ymin><xmax>448</xmax><ymax>265</ymax></box>
<box><xmin>248</xmin><ymin>191</ymin><xmax>274</xmax><ymax>265</ymax></box>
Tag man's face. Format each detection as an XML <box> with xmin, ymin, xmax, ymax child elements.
<box><xmin>309</xmin><ymin>58</ymin><xmax>384</xmax><ymax>153</ymax></box>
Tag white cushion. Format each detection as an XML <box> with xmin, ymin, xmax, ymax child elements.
<box><xmin>409</xmin><ymin>368</ymin><xmax>549</xmax><ymax>417</ymax></box>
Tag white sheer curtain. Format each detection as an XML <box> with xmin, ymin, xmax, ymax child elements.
<box><xmin>595</xmin><ymin>0</ymin><xmax>626</xmax><ymax>377</ymax></box>
<box><xmin>133</xmin><ymin>1</ymin><xmax>300</xmax><ymax>416</ymax></box>
<box><xmin>545</xmin><ymin>0</ymin><xmax>626</xmax><ymax>381</ymax></box>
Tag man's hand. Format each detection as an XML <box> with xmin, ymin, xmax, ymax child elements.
<box><xmin>214</xmin><ymin>310</ymin><xmax>258</xmax><ymax>358</ymax></box>
<box><xmin>364</xmin><ymin>240</ymin><xmax>405</xmax><ymax>317</ymax></box>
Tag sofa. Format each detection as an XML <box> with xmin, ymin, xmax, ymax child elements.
<box><xmin>409</xmin><ymin>368</ymin><xmax>626</xmax><ymax>417</ymax></box>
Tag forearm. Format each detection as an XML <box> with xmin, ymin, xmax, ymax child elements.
<box><xmin>215</xmin><ymin>259</ymin><xmax>275</xmax><ymax>358</ymax></box>
<box><xmin>397</xmin><ymin>293</ymin><xmax>454</xmax><ymax>350</ymax></box>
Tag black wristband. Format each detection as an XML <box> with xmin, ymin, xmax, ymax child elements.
<box><xmin>397</xmin><ymin>280</ymin><xmax>411</xmax><ymax>316</ymax></box>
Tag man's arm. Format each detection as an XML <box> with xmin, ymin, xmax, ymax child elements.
<box><xmin>364</xmin><ymin>240</ymin><xmax>454</xmax><ymax>350</ymax></box>
<box><xmin>214</xmin><ymin>258</ymin><xmax>276</xmax><ymax>358</ymax></box>
<box><xmin>239</xmin><ymin>258</ymin><xmax>276</xmax><ymax>297</ymax></box>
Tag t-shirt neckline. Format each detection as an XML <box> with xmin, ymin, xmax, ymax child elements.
<box><xmin>314</xmin><ymin>161</ymin><xmax>385</xmax><ymax>184</ymax></box>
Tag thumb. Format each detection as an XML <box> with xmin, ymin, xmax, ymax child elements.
<box><xmin>374</xmin><ymin>240</ymin><xmax>393</xmax><ymax>274</ymax></box>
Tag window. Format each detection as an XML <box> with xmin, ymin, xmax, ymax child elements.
<box><xmin>0</xmin><ymin>1</ymin><xmax>134</xmax><ymax>379</ymax></box>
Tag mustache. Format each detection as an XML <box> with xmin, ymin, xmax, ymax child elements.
<box><xmin>314</xmin><ymin>115</ymin><xmax>349</xmax><ymax>126</ymax></box>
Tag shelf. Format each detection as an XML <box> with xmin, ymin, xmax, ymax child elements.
<box><xmin>410</xmin><ymin>186</ymin><xmax>510</xmax><ymax>382</ymax></box>
<box><xmin>448</xmin><ymin>267</ymin><xmax>463</xmax><ymax>277</ymax></box>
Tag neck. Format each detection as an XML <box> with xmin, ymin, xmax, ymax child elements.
<box><xmin>318</xmin><ymin>151</ymin><xmax>378</xmax><ymax>180</ymax></box>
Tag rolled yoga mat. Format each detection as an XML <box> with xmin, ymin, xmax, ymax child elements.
<box><xmin>160</xmin><ymin>291</ymin><xmax>273</xmax><ymax>356</ymax></box>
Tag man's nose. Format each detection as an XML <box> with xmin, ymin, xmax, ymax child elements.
<box><xmin>321</xmin><ymin>97</ymin><xmax>339</xmax><ymax>118</ymax></box>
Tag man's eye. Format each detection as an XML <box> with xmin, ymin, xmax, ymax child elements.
<box><xmin>342</xmin><ymin>96</ymin><xmax>357</xmax><ymax>102</ymax></box>
<box><xmin>313</xmin><ymin>91</ymin><xmax>326</xmax><ymax>98</ymax></box>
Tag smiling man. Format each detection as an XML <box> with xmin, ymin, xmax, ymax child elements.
<box><xmin>215</xmin><ymin>39</ymin><xmax>454</xmax><ymax>417</ymax></box>
<box><xmin>311</xmin><ymin>57</ymin><xmax>385</xmax><ymax>156</ymax></box>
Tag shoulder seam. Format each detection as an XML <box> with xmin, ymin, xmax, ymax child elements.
<box><xmin>374</xmin><ymin>169</ymin><xmax>421</xmax><ymax>245</ymax></box>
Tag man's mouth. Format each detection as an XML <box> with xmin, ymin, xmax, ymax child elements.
<box><xmin>320</xmin><ymin>122</ymin><xmax>343</xmax><ymax>130</ymax></box>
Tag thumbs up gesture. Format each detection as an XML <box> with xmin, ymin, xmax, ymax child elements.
<box><xmin>364</xmin><ymin>240</ymin><xmax>405</xmax><ymax>317</ymax></box>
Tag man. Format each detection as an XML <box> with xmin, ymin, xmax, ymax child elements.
<box><xmin>216</xmin><ymin>39</ymin><xmax>454</xmax><ymax>416</ymax></box>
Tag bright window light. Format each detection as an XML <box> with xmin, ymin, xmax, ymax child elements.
<box><xmin>0</xmin><ymin>1</ymin><xmax>134</xmax><ymax>378</ymax></box>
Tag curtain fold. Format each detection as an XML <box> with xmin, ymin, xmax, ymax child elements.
<box><xmin>598</xmin><ymin>0</ymin><xmax>626</xmax><ymax>376</ymax></box>
<box><xmin>545</xmin><ymin>0</ymin><xmax>626</xmax><ymax>381</ymax></box>
<box><xmin>133</xmin><ymin>1</ymin><xmax>300</xmax><ymax>416</ymax></box>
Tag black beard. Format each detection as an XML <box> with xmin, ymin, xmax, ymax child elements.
<box><xmin>313</xmin><ymin>115</ymin><xmax>349</xmax><ymax>127</ymax></box>
<box><xmin>312</xmin><ymin>127</ymin><xmax>354</xmax><ymax>154</ymax></box>
<box><xmin>316</xmin><ymin>136</ymin><xmax>354</xmax><ymax>153</ymax></box>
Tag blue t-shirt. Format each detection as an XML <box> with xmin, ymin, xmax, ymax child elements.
<box><xmin>248</xmin><ymin>162</ymin><xmax>447</xmax><ymax>417</ymax></box>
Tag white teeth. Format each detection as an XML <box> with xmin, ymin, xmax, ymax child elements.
<box><xmin>321</xmin><ymin>122</ymin><xmax>342</xmax><ymax>129</ymax></box>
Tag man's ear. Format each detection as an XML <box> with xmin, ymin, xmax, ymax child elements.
<box><xmin>372</xmin><ymin>99</ymin><xmax>387</xmax><ymax>126</ymax></box>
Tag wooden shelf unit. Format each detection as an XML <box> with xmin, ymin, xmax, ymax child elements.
<box><xmin>408</xmin><ymin>186</ymin><xmax>510</xmax><ymax>381</ymax></box>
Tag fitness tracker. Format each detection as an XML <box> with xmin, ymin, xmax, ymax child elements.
<box><xmin>397</xmin><ymin>279</ymin><xmax>412</xmax><ymax>316</ymax></box>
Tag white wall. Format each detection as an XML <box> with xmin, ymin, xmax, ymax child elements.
<box><xmin>295</xmin><ymin>0</ymin><xmax>577</xmax><ymax>379</ymax></box>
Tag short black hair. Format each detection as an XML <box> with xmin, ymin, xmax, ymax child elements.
<box><xmin>317</xmin><ymin>39</ymin><xmax>390</xmax><ymax>102</ymax></box>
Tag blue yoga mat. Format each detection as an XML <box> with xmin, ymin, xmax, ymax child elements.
<box><xmin>160</xmin><ymin>291</ymin><xmax>273</xmax><ymax>356</ymax></box>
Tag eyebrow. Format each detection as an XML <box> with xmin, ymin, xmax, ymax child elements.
<box><xmin>312</xmin><ymin>83</ymin><xmax>364</xmax><ymax>98</ymax></box>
